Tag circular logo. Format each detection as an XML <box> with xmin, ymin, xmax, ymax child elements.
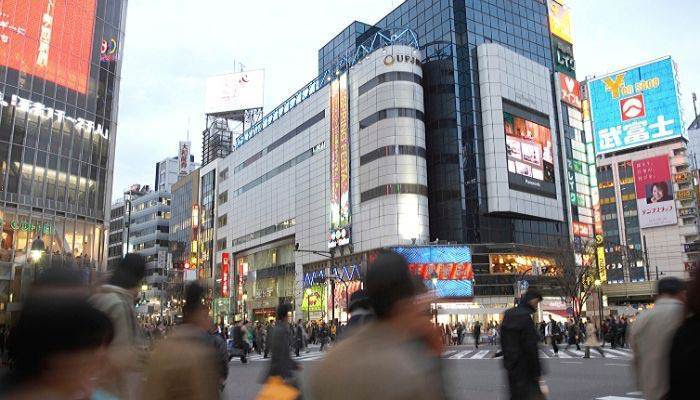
<box><xmin>622</xmin><ymin>97</ymin><xmax>644</xmax><ymax>119</ymax></box>
<box><xmin>383</xmin><ymin>55</ymin><xmax>394</xmax><ymax>66</ymax></box>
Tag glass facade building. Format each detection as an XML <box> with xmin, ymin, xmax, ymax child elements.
<box><xmin>318</xmin><ymin>0</ymin><xmax>567</xmax><ymax>249</ymax></box>
<box><xmin>0</xmin><ymin>0</ymin><xmax>128</xmax><ymax>318</ymax></box>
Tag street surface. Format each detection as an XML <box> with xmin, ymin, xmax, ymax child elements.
<box><xmin>223</xmin><ymin>345</ymin><xmax>638</xmax><ymax>399</ymax></box>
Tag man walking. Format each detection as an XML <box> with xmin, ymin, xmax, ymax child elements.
<box><xmin>265</xmin><ymin>304</ymin><xmax>300</xmax><ymax>386</ymax></box>
<box><xmin>501</xmin><ymin>290</ymin><xmax>546</xmax><ymax>400</ymax></box>
<box><xmin>473</xmin><ymin>321</ymin><xmax>482</xmax><ymax>349</ymax></box>
<box><xmin>547</xmin><ymin>315</ymin><xmax>560</xmax><ymax>357</ymax></box>
<box><xmin>629</xmin><ymin>277</ymin><xmax>686</xmax><ymax>400</ymax></box>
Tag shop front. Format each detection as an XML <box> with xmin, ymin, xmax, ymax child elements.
<box><xmin>302</xmin><ymin>258</ymin><xmax>364</xmax><ymax>323</ymax></box>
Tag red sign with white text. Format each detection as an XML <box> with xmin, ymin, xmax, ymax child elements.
<box><xmin>633</xmin><ymin>155</ymin><xmax>677</xmax><ymax>228</ymax></box>
<box><xmin>559</xmin><ymin>73</ymin><xmax>582</xmax><ymax>109</ymax></box>
<box><xmin>408</xmin><ymin>262</ymin><xmax>474</xmax><ymax>281</ymax></box>
<box><xmin>221</xmin><ymin>253</ymin><xmax>230</xmax><ymax>297</ymax></box>
<box><xmin>620</xmin><ymin>94</ymin><xmax>646</xmax><ymax>122</ymax></box>
<box><xmin>0</xmin><ymin>0</ymin><xmax>97</xmax><ymax>94</ymax></box>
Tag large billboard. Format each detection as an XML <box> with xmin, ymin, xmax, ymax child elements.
<box><xmin>0</xmin><ymin>0</ymin><xmax>97</xmax><ymax>94</ymax></box>
<box><xmin>633</xmin><ymin>155</ymin><xmax>678</xmax><ymax>228</ymax></box>
<box><xmin>504</xmin><ymin>112</ymin><xmax>557</xmax><ymax>198</ymax></box>
<box><xmin>178</xmin><ymin>141</ymin><xmax>191</xmax><ymax>177</ymax></box>
<box><xmin>328</xmin><ymin>73</ymin><xmax>351</xmax><ymax>248</ymax></box>
<box><xmin>205</xmin><ymin>69</ymin><xmax>264</xmax><ymax>114</ymax></box>
<box><xmin>547</xmin><ymin>0</ymin><xmax>572</xmax><ymax>44</ymax></box>
<box><xmin>392</xmin><ymin>246</ymin><xmax>474</xmax><ymax>298</ymax></box>
<box><xmin>588</xmin><ymin>58</ymin><xmax>685</xmax><ymax>155</ymax></box>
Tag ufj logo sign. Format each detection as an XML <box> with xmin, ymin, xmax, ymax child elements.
<box><xmin>383</xmin><ymin>54</ymin><xmax>421</xmax><ymax>66</ymax></box>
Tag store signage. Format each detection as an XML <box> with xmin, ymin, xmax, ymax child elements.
<box><xmin>0</xmin><ymin>218</ymin><xmax>55</xmax><ymax>234</ymax></box>
<box><xmin>633</xmin><ymin>156</ymin><xmax>678</xmax><ymax>228</ymax></box>
<box><xmin>683</xmin><ymin>242</ymin><xmax>700</xmax><ymax>253</ymax></box>
<box><xmin>0</xmin><ymin>91</ymin><xmax>109</xmax><ymax>139</ymax></box>
<box><xmin>596</xmin><ymin>246</ymin><xmax>607</xmax><ymax>282</ymax></box>
<box><xmin>100</xmin><ymin>37</ymin><xmax>118</xmax><ymax>62</ymax></box>
<box><xmin>572</xmin><ymin>221</ymin><xmax>592</xmax><ymax>237</ymax></box>
<box><xmin>328</xmin><ymin>73</ymin><xmax>352</xmax><ymax>248</ymax></box>
<box><xmin>676</xmin><ymin>189</ymin><xmax>695</xmax><ymax>200</ymax></box>
<box><xmin>678</xmin><ymin>207</ymin><xmax>697</xmax><ymax>217</ymax></box>
<box><xmin>558</xmin><ymin>73</ymin><xmax>582</xmax><ymax>109</ymax></box>
<box><xmin>552</xmin><ymin>37</ymin><xmax>575</xmax><ymax>77</ymax></box>
<box><xmin>684</xmin><ymin>261</ymin><xmax>698</xmax><ymax>272</ymax></box>
<box><xmin>673</xmin><ymin>171</ymin><xmax>691</xmax><ymax>184</ymax></box>
<box><xmin>221</xmin><ymin>253</ymin><xmax>230</xmax><ymax>297</ymax></box>
<box><xmin>547</xmin><ymin>0</ymin><xmax>573</xmax><ymax>44</ymax></box>
<box><xmin>178</xmin><ymin>141</ymin><xmax>191</xmax><ymax>177</ymax></box>
<box><xmin>383</xmin><ymin>54</ymin><xmax>421</xmax><ymax>66</ymax></box>
<box><xmin>587</xmin><ymin>57</ymin><xmax>684</xmax><ymax>155</ymax></box>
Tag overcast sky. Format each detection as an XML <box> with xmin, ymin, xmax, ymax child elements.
<box><xmin>112</xmin><ymin>0</ymin><xmax>700</xmax><ymax>199</ymax></box>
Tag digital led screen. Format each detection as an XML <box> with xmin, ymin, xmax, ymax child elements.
<box><xmin>588</xmin><ymin>57</ymin><xmax>685</xmax><ymax>155</ymax></box>
<box><xmin>391</xmin><ymin>246</ymin><xmax>474</xmax><ymax>298</ymax></box>
<box><xmin>504</xmin><ymin>112</ymin><xmax>556</xmax><ymax>198</ymax></box>
<box><xmin>0</xmin><ymin>0</ymin><xmax>97</xmax><ymax>94</ymax></box>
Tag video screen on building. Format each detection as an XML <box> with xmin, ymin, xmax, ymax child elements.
<box><xmin>391</xmin><ymin>246</ymin><xmax>474</xmax><ymax>298</ymax></box>
<box><xmin>504</xmin><ymin>112</ymin><xmax>557</xmax><ymax>198</ymax></box>
<box><xmin>0</xmin><ymin>0</ymin><xmax>97</xmax><ymax>94</ymax></box>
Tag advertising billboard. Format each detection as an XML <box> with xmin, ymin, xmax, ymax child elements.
<box><xmin>391</xmin><ymin>246</ymin><xmax>474</xmax><ymax>298</ymax></box>
<box><xmin>178</xmin><ymin>141</ymin><xmax>191</xmax><ymax>177</ymax></box>
<box><xmin>301</xmin><ymin>284</ymin><xmax>325</xmax><ymax>312</ymax></box>
<box><xmin>504</xmin><ymin>112</ymin><xmax>557</xmax><ymax>198</ymax></box>
<box><xmin>552</xmin><ymin>36</ymin><xmax>575</xmax><ymax>77</ymax></box>
<box><xmin>558</xmin><ymin>73</ymin><xmax>582</xmax><ymax>109</ymax></box>
<box><xmin>588</xmin><ymin>58</ymin><xmax>685</xmax><ymax>155</ymax></box>
<box><xmin>221</xmin><ymin>252</ymin><xmax>230</xmax><ymax>297</ymax></box>
<box><xmin>328</xmin><ymin>73</ymin><xmax>351</xmax><ymax>248</ymax></box>
<box><xmin>547</xmin><ymin>0</ymin><xmax>572</xmax><ymax>44</ymax></box>
<box><xmin>205</xmin><ymin>69</ymin><xmax>264</xmax><ymax>114</ymax></box>
<box><xmin>633</xmin><ymin>155</ymin><xmax>678</xmax><ymax>228</ymax></box>
<box><xmin>0</xmin><ymin>0</ymin><xmax>97</xmax><ymax>94</ymax></box>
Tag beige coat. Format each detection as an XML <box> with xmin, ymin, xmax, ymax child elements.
<box><xmin>629</xmin><ymin>298</ymin><xmax>685</xmax><ymax>400</ymax></box>
<box><xmin>583</xmin><ymin>323</ymin><xmax>600</xmax><ymax>347</ymax></box>
<box><xmin>305</xmin><ymin>322</ymin><xmax>445</xmax><ymax>400</ymax></box>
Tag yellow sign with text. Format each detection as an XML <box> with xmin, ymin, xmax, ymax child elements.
<box><xmin>548</xmin><ymin>0</ymin><xmax>572</xmax><ymax>44</ymax></box>
<box><xmin>597</xmin><ymin>247</ymin><xmax>607</xmax><ymax>282</ymax></box>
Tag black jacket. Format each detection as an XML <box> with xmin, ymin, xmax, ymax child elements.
<box><xmin>265</xmin><ymin>321</ymin><xmax>299</xmax><ymax>380</ymax></box>
<box><xmin>668</xmin><ymin>314</ymin><xmax>700</xmax><ymax>399</ymax></box>
<box><xmin>501</xmin><ymin>302</ymin><xmax>542</xmax><ymax>381</ymax></box>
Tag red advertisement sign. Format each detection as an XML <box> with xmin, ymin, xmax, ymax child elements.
<box><xmin>559</xmin><ymin>73</ymin><xmax>582</xmax><ymax>109</ymax></box>
<box><xmin>620</xmin><ymin>94</ymin><xmax>646</xmax><ymax>121</ymax></box>
<box><xmin>408</xmin><ymin>262</ymin><xmax>474</xmax><ymax>281</ymax></box>
<box><xmin>572</xmin><ymin>221</ymin><xmax>593</xmax><ymax>237</ymax></box>
<box><xmin>221</xmin><ymin>253</ymin><xmax>230</xmax><ymax>297</ymax></box>
<box><xmin>633</xmin><ymin>155</ymin><xmax>677</xmax><ymax>228</ymax></box>
<box><xmin>0</xmin><ymin>0</ymin><xmax>97</xmax><ymax>94</ymax></box>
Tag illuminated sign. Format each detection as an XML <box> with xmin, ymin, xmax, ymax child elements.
<box><xmin>678</xmin><ymin>207</ymin><xmax>697</xmax><ymax>217</ymax></box>
<box><xmin>572</xmin><ymin>221</ymin><xmax>593</xmax><ymax>237</ymax></box>
<box><xmin>205</xmin><ymin>70</ymin><xmax>264</xmax><ymax>114</ymax></box>
<box><xmin>221</xmin><ymin>253</ymin><xmax>230</xmax><ymax>297</ymax></box>
<box><xmin>504</xmin><ymin>112</ymin><xmax>556</xmax><ymax>198</ymax></box>
<box><xmin>0</xmin><ymin>0</ymin><xmax>97</xmax><ymax>94</ymax></box>
<box><xmin>392</xmin><ymin>246</ymin><xmax>474</xmax><ymax>298</ymax></box>
<box><xmin>1</xmin><ymin>92</ymin><xmax>109</xmax><ymax>139</ymax></box>
<box><xmin>588</xmin><ymin>58</ymin><xmax>685</xmax><ymax>155</ymax></box>
<box><xmin>597</xmin><ymin>247</ymin><xmax>607</xmax><ymax>282</ymax></box>
<box><xmin>301</xmin><ymin>284</ymin><xmax>326</xmax><ymax>312</ymax></box>
<box><xmin>558</xmin><ymin>73</ymin><xmax>582</xmax><ymax>109</ymax></box>
<box><xmin>0</xmin><ymin>218</ymin><xmax>55</xmax><ymax>234</ymax></box>
<box><xmin>676</xmin><ymin>189</ymin><xmax>695</xmax><ymax>200</ymax></box>
<box><xmin>552</xmin><ymin>36</ymin><xmax>575</xmax><ymax>77</ymax></box>
<box><xmin>178</xmin><ymin>141</ymin><xmax>191</xmax><ymax>177</ymax></box>
<box><xmin>100</xmin><ymin>37</ymin><xmax>118</xmax><ymax>62</ymax></box>
<box><xmin>633</xmin><ymin>155</ymin><xmax>678</xmax><ymax>228</ymax></box>
<box><xmin>673</xmin><ymin>171</ymin><xmax>691</xmax><ymax>184</ymax></box>
<box><xmin>328</xmin><ymin>73</ymin><xmax>351</xmax><ymax>248</ymax></box>
<box><xmin>547</xmin><ymin>0</ymin><xmax>573</xmax><ymax>44</ymax></box>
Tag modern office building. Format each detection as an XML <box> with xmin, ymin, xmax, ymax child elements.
<box><xmin>585</xmin><ymin>57</ymin><xmax>695</xmax><ymax>304</ymax></box>
<box><xmin>0</xmin><ymin>0</ymin><xmax>129</xmax><ymax>321</ymax></box>
<box><xmin>107</xmin><ymin>198</ymin><xmax>125</xmax><ymax>270</ymax></box>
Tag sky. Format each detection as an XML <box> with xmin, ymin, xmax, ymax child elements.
<box><xmin>112</xmin><ymin>0</ymin><xmax>700</xmax><ymax>199</ymax></box>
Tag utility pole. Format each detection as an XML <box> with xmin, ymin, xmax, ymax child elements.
<box><xmin>693</xmin><ymin>92</ymin><xmax>698</xmax><ymax>121</ymax></box>
<box><xmin>642</xmin><ymin>235</ymin><xmax>651</xmax><ymax>281</ymax></box>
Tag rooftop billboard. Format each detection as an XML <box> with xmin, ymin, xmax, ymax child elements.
<box><xmin>587</xmin><ymin>57</ymin><xmax>685</xmax><ymax>155</ymax></box>
<box><xmin>205</xmin><ymin>69</ymin><xmax>264</xmax><ymax>115</ymax></box>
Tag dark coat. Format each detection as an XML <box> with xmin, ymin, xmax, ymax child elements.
<box><xmin>668</xmin><ymin>314</ymin><xmax>700</xmax><ymax>399</ymax></box>
<box><xmin>265</xmin><ymin>321</ymin><xmax>299</xmax><ymax>380</ymax></box>
<box><xmin>501</xmin><ymin>301</ymin><xmax>544</xmax><ymax>400</ymax></box>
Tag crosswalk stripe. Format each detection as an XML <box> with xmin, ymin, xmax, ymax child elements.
<box><xmin>568</xmin><ymin>349</ymin><xmax>585</xmax><ymax>357</ymax></box>
<box><xmin>470</xmin><ymin>350</ymin><xmax>490</xmax><ymax>359</ymax></box>
<box><xmin>605</xmin><ymin>349</ymin><xmax>632</xmax><ymax>357</ymax></box>
<box><xmin>596</xmin><ymin>396</ymin><xmax>642</xmax><ymax>400</ymax></box>
<box><xmin>442</xmin><ymin>350</ymin><xmax>458</xmax><ymax>358</ymax></box>
<box><xmin>449</xmin><ymin>350</ymin><xmax>473</xmax><ymax>359</ymax></box>
<box><xmin>539</xmin><ymin>350</ymin><xmax>550</xmax><ymax>359</ymax></box>
<box><xmin>556</xmin><ymin>350</ymin><xmax>571</xmax><ymax>358</ymax></box>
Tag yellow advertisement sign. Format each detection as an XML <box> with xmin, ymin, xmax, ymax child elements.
<box><xmin>548</xmin><ymin>0</ymin><xmax>572</xmax><ymax>44</ymax></box>
<box><xmin>597</xmin><ymin>247</ymin><xmax>607</xmax><ymax>282</ymax></box>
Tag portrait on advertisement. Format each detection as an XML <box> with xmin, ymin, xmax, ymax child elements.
<box><xmin>645</xmin><ymin>181</ymin><xmax>673</xmax><ymax>204</ymax></box>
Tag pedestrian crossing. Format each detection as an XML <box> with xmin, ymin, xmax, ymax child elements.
<box><xmin>230</xmin><ymin>347</ymin><xmax>633</xmax><ymax>365</ymax></box>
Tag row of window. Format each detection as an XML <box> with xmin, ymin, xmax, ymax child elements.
<box><xmin>234</xmin><ymin>111</ymin><xmax>325</xmax><ymax>174</ymax></box>
<box><xmin>233</xmin><ymin>142</ymin><xmax>324</xmax><ymax>197</ymax></box>
<box><xmin>358</xmin><ymin>72</ymin><xmax>422</xmax><ymax>97</ymax></box>
<box><xmin>360</xmin><ymin>183</ymin><xmax>429</xmax><ymax>203</ymax></box>
<box><xmin>360</xmin><ymin>144</ymin><xmax>427</xmax><ymax>165</ymax></box>
<box><xmin>230</xmin><ymin>218</ymin><xmax>296</xmax><ymax>248</ymax></box>
<box><xmin>359</xmin><ymin>108</ymin><xmax>424</xmax><ymax>130</ymax></box>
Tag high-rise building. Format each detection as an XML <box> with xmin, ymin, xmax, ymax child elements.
<box><xmin>0</xmin><ymin>0</ymin><xmax>129</xmax><ymax>320</ymax></box>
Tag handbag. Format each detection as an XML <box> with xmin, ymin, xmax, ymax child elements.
<box><xmin>256</xmin><ymin>376</ymin><xmax>300</xmax><ymax>400</ymax></box>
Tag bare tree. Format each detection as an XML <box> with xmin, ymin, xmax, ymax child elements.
<box><xmin>551</xmin><ymin>240</ymin><xmax>598</xmax><ymax>321</ymax></box>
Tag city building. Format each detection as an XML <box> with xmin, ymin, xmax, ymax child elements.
<box><xmin>0</xmin><ymin>1</ymin><xmax>129</xmax><ymax>322</ymax></box>
<box><xmin>106</xmin><ymin>184</ymin><xmax>150</xmax><ymax>270</ymax></box>
<box><xmin>585</xmin><ymin>57</ymin><xmax>695</xmax><ymax>304</ymax></box>
<box><xmin>687</xmin><ymin>114</ymin><xmax>700</xmax><ymax>162</ymax></box>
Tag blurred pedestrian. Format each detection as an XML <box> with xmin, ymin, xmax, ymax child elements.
<box><xmin>343</xmin><ymin>289</ymin><xmax>374</xmax><ymax>338</ymax></box>
<box><xmin>264</xmin><ymin>321</ymin><xmax>274</xmax><ymax>359</ymax></box>
<box><xmin>306</xmin><ymin>251</ymin><xmax>447</xmax><ymax>400</ymax></box>
<box><xmin>501</xmin><ymin>289</ymin><xmax>546</xmax><ymax>400</ymax></box>
<box><xmin>546</xmin><ymin>315</ymin><xmax>560</xmax><ymax>357</ymax></box>
<box><xmin>318</xmin><ymin>321</ymin><xmax>330</xmax><ymax>351</ymax></box>
<box><xmin>90</xmin><ymin>253</ymin><xmax>147</xmax><ymax>400</ymax></box>
<box><xmin>264</xmin><ymin>303</ymin><xmax>300</xmax><ymax>384</ymax></box>
<box><xmin>142</xmin><ymin>283</ymin><xmax>223</xmax><ymax>400</ymax></box>
<box><xmin>668</xmin><ymin>272</ymin><xmax>700</xmax><ymax>399</ymax></box>
<box><xmin>565</xmin><ymin>318</ymin><xmax>581</xmax><ymax>351</ymax></box>
<box><xmin>294</xmin><ymin>319</ymin><xmax>305</xmax><ymax>357</ymax></box>
<box><xmin>231</xmin><ymin>320</ymin><xmax>249</xmax><ymax>363</ymax></box>
<box><xmin>583</xmin><ymin>320</ymin><xmax>605</xmax><ymax>358</ymax></box>
<box><xmin>473</xmin><ymin>320</ymin><xmax>482</xmax><ymax>349</ymax></box>
<box><xmin>629</xmin><ymin>277</ymin><xmax>686</xmax><ymax>400</ymax></box>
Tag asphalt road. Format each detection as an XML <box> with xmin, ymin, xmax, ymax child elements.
<box><xmin>223</xmin><ymin>345</ymin><xmax>639</xmax><ymax>400</ymax></box>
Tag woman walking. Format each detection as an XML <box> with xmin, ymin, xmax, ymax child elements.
<box><xmin>583</xmin><ymin>321</ymin><xmax>605</xmax><ymax>358</ymax></box>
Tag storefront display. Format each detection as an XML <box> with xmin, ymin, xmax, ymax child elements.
<box><xmin>489</xmin><ymin>254</ymin><xmax>557</xmax><ymax>275</ymax></box>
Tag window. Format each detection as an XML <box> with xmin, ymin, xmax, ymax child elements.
<box><xmin>218</xmin><ymin>168</ymin><xmax>229</xmax><ymax>180</ymax></box>
<box><xmin>216</xmin><ymin>238</ymin><xmax>227</xmax><ymax>251</ymax></box>
<box><xmin>218</xmin><ymin>190</ymin><xmax>228</xmax><ymax>204</ymax></box>
<box><xmin>217</xmin><ymin>214</ymin><xmax>227</xmax><ymax>228</ymax></box>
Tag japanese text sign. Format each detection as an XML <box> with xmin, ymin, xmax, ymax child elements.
<box><xmin>633</xmin><ymin>155</ymin><xmax>678</xmax><ymax>228</ymax></box>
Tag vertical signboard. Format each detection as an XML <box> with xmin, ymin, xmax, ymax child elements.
<box><xmin>587</xmin><ymin>58</ymin><xmax>685</xmax><ymax>155</ymax></box>
<box><xmin>633</xmin><ymin>155</ymin><xmax>678</xmax><ymax>228</ymax></box>
<box><xmin>547</xmin><ymin>0</ymin><xmax>573</xmax><ymax>44</ymax></box>
<box><xmin>178</xmin><ymin>141</ymin><xmax>191</xmax><ymax>177</ymax></box>
<box><xmin>328</xmin><ymin>73</ymin><xmax>351</xmax><ymax>248</ymax></box>
<box><xmin>221</xmin><ymin>252</ymin><xmax>230</xmax><ymax>297</ymax></box>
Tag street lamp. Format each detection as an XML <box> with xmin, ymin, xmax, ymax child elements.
<box><xmin>431</xmin><ymin>272</ymin><xmax>438</xmax><ymax>325</ymax></box>
<box><xmin>30</xmin><ymin>236</ymin><xmax>45</xmax><ymax>283</ymax></box>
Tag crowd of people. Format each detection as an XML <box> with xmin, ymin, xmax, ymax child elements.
<box><xmin>438</xmin><ymin>320</ymin><xmax>500</xmax><ymax>347</ymax></box>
